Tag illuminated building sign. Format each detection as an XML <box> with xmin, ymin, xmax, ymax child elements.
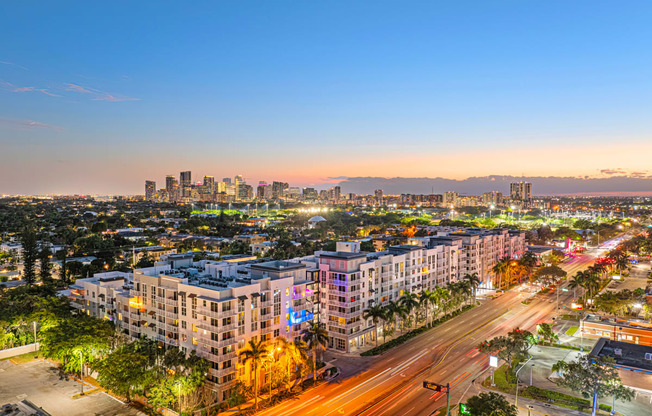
<box><xmin>288</xmin><ymin>306</ymin><xmax>314</xmax><ymax>325</ymax></box>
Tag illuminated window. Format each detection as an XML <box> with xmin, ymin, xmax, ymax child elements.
<box><xmin>118</xmin><ymin>313</ymin><xmax>123</xmax><ymax>321</ymax></box>
<box><xmin>192</xmin><ymin>324</ymin><xmax>197</xmax><ymax>332</ymax></box>
<box><xmin>192</xmin><ymin>337</ymin><xmax>197</xmax><ymax>345</ymax></box>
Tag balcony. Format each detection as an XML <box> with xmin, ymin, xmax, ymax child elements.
<box><xmin>218</xmin><ymin>337</ymin><xmax>237</xmax><ymax>348</ymax></box>
<box><xmin>261</xmin><ymin>326</ymin><xmax>275</xmax><ymax>335</ymax></box>
<box><xmin>260</xmin><ymin>300</ymin><xmax>273</xmax><ymax>308</ymax></box>
<box><xmin>198</xmin><ymin>308</ymin><xmax>236</xmax><ymax>319</ymax></box>
<box><xmin>164</xmin><ymin>297</ymin><xmax>178</xmax><ymax>306</ymax></box>
<box><xmin>220</xmin><ymin>352</ymin><xmax>237</xmax><ymax>362</ymax></box>
<box><xmin>210</xmin><ymin>367</ymin><xmax>237</xmax><ymax>378</ymax></box>
<box><xmin>165</xmin><ymin>310</ymin><xmax>177</xmax><ymax>319</ymax></box>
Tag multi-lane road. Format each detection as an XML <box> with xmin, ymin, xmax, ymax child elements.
<box><xmin>259</xmin><ymin>243</ymin><xmax>614</xmax><ymax>416</ymax></box>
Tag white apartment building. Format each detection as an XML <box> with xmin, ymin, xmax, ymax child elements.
<box><xmin>70</xmin><ymin>258</ymin><xmax>319</xmax><ymax>401</ymax></box>
<box><xmin>69</xmin><ymin>227</ymin><xmax>526</xmax><ymax>396</ymax></box>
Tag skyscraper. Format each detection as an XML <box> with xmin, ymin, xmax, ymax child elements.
<box><xmin>374</xmin><ymin>189</ymin><xmax>383</xmax><ymax>205</ymax></box>
<box><xmin>180</xmin><ymin>171</ymin><xmax>192</xmax><ymax>187</ymax></box>
<box><xmin>203</xmin><ymin>176</ymin><xmax>215</xmax><ymax>194</ymax></box>
<box><xmin>165</xmin><ymin>175</ymin><xmax>178</xmax><ymax>202</ymax></box>
<box><xmin>510</xmin><ymin>182</ymin><xmax>532</xmax><ymax>205</ymax></box>
<box><xmin>145</xmin><ymin>180</ymin><xmax>156</xmax><ymax>201</ymax></box>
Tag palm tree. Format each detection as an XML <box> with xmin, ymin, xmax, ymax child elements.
<box><xmin>238</xmin><ymin>339</ymin><xmax>269</xmax><ymax>411</ymax></box>
<box><xmin>568</xmin><ymin>272</ymin><xmax>585</xmax><ymax>300</ymax></box>
<box><xmin>400</xmin><ymin>292</ymin><xmax>420</xmax><ymax>329</ymax></box>
<box><xmin>273</xmin><ymin>336</ymin><xmax>291</xmax><ymax>391</ymax></box>
<box><xmin>288</xmin><ymin>340</ymin><xmax>309</xmax><ymax>384</ymax></box>
<box><xmin>492</xmin><ymin>258</ymin><xmax>510</xmax><ymax>291</ymax></box>
<box><xmin>463</xmin><ymin>273</ymin><xmax>481</xmax><ymax>305</ymax></box>
<box><xmin>387</xmin><ymin>300</ymin><xmax>408</xmax><ymax>332</ymax></box>
<box><xmin>363</xmin><ymin>305</ymin><xmax>386</xmax><ymax>346</ymax></box>
<box><xmin>431</xmin><ymin>286</ymin><xmax>448</xmax><ymax>320</ymax></box>
<box><xmin>302</xmin><ymin>323</ymin><xmax>328</xmax><ymax>382</ymax></box>
<box><xmin>419</xmin><ymin>289</ymin><xmax>435</xmax><ymax>326</ymax></box>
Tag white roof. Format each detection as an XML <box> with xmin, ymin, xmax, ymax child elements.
<box><xmin>308</xmin><ymin>216</ymin><xmax>326</xmax><ymax>222</ymax></box>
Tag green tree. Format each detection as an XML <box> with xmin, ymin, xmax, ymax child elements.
<box><xmin>536</xmin><ymin>323</ymin><xmax>559</xmax><ymax>345</ymax></box>
<box><xmin>96</xmin><ymin>344</ymin><xmax>149</xmax><ymax>401</ymax></box>
<box><xmin>478</xmin><ymin>328</ymin><xmax>535</xmax><ymax>368</ymax></box>
<box><xmin>553</xmin><ymin>356</ymin><xmax>634</xmax><ymax>413</ymax></box>
<box><xmin>533</xmin><ymin>265</ymin><xmax>567</xmax><ymax>286</ymax></box>
<box><xmin>466</xmin><ymin>392</ymin><xmax>518</xmax><ymax>416</ymax></box>
<box><xmin>302</xmin><ymin>323</ymin><xmax>328</xmax><ymax>382</ymax></box>
<box><xmin>238</xmin><ymin>339</ymin><xmax>269</xmax><ymax>411</ymax></box>
<box><xmin>38</xmin><ymin>243</ymin><xmax>52</xmax><ymax>284</ymax></box>
<box><xmin>400</xmin><ymin>291</ymin><xmax>420</xmax><ymax>329</ymax></box>
<box><xmin>363</xmin><ymin>305</ymin><xmax>386</xmax><ymax>346</ymax></box>
<box><xmin>20</xmin><ymin>227</ymin><xmax>38</xmax><ymax>284</ymax></box>
<box><xmin>463</xmin><ymin>273</ymin><xmax>481</xmax><ymax>304</ymax></box>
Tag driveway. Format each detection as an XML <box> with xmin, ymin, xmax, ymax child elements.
<box><xmin>0</xmin><ymin>359</ymin><xmax>145</xmax><ymax>416</ymax></box>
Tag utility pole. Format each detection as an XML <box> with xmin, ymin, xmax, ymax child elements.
<box><xmin>446</xmin><ymin>383</ymin><xmax>450</xmax><ymax>416</ymax></box>
<box><xmin>79</xmin><ymin>351</ymin><xmax>84</xmax><ymax>395</ymax></box>
<box><xmin>33</xmin><ymin>321</ymin><xmax>37</xmax><ymax>358</ymax></box>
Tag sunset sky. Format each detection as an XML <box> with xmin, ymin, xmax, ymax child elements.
<box><xmin>2</xmin><ymin>1</ymin><xmax>652</xmax><ymax>195</ymax></box>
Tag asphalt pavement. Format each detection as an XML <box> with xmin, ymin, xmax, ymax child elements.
<box><xmin>258</xmin><ymin>244</ymin><xmax>613</xmax><ymax>416</ymax></box>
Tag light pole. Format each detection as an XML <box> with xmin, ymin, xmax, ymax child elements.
<box><xmin>33</xmin><ymin>321</ymin><xmax>37</xmax><ymax>358</ymax></box>
<box><xmin>611</xmin><ymin>394</ymin><xmax>615</xmax><ymax>415</ymax></box>
<box><xmin>79</xmin><ymin>351</ymin><xmax>84</xmax><ymax>395</ymax></box>
<box><xmin>515</xmin><ymin>357</ymin><xmax>533</xmax><ymax>407</ymax></box>
<box><xmin>530</xmin><ymin>363</ymin><xmax>534</xmax><ymax>386</ymax></box>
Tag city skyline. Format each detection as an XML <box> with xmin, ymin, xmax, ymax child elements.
<box><xmin>3</xmin><ymin>2</ymin><xmax>652</xmax><ymax>195</ymax></box>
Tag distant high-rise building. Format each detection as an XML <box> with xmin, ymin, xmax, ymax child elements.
<box><xmin>165</xmin><ymin>175</ymin><xmax>178</xmax><ymax>202</ymax></box>
<box><xmin>180</xmin><ymin>171</ymin><xmax>192</xmax><ymax>187</ymax></box>
<box><xmin>222</xmin><ymin>177</ymin><xmax>231</xmax><ymax>184</ymax></box>
<box><xmin>234</xmin><ymin>175</ymin><xmax>244</xmax><ymax>201</ymax></box>
<box><xmin>257</xmin><ymin>182</ymin><xmax>268</xmax><ymax>200</ymax></box>
<box><xmin>303</xmin><ymin>187</ymin><xmax>318</xmax><ymax>199</ymax></box>
<box><xmin>443</xmin><ymin>191</ymin><xmax>459</xmax><ymax>207</ymax></box>
<box><xmin>482</xmin><ymin>191</ymin><xmax>503</xmax><ymax>207</ymax></box>
<box><xmin>374</xmin><ymin>189</ymin><xmax>383</xmax><ymax>205</ymax></box>
<box><xmin>145</xmin><ymin>181</ymin><xmax>156</xmax><ymax>201</ymax></box>
<box><xmin>510</xmin><ymin>182</ymin><xmax>532</xmax><ymax>205</ymax></box>
<box><xmin>330</xmin><ymin>186</ymin><xmax>341</xmax><ymax>201</ymax></box>
<box><xmin>203</xmin><ymin>176</ymin><xmax>215</xmax><ymax>194</ymax></box>
<box><xmin>272</xmin><ymin>181</ymin><xmax>289</xmax><ymax>199</ymax></box>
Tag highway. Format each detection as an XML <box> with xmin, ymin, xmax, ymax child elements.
<box><xmin>259</xmin><ymin>243</ymin><xmax>614</xmax><ymax>416</ymax></box>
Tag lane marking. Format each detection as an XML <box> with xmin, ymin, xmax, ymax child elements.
<box><xmin>322</xmin><ymin>367</ymin><xmax>393</xmax><ymax>406</ymax></box>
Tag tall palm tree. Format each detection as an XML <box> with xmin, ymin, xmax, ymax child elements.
<box><xmin>400</xmin><ymin>292</ymin><xmax>420</xmax><ymax>329</ymax></box>
<box><xmin>273</xmin><ymin>336</ymin><xmax>291</xmax><ymax>391</ymax></box>
<box><xmin>302</xmin><ymin>323</ymin><xmax>328</xmax><ymax>382</ymax></box>
<box><xmin>387</xmin><ymin>300</ymin><xmax>408</xmax><ymax>332</ymax></box>
<box><xmin>288</xmin><ymin>340</ymin><xmax>309</xmax><ymax>384</ymax></box>
<box><xmin>419</xmin><ymin>289</ymin><xmax>435</xmax><ymax>326</ymax></box>
<box><xmin>238</xmin><ymin>339</ymin><xmax>269</xmax><ymax>411</ymax></box>
<box><xmin>568</xmin><ymin>272</ymin><xmax>585</xmax><ymax>300</ymax></box>
<box><xmin>492</xmin><ymin>258</ymin><xmax>510</xmax><ymax>291</ymax></box>
<box><xmin>363</xmin><ymin>305</ymin><xmax>386</xmax><ymax>346</ymax></box>
<box><xmin>463</xmin><ymin>273</ymin><xmax>481</xmax><ymax>305</ymax></box>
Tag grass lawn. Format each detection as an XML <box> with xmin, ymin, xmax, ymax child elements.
<box><xmin>566</xmin><ymin>326</ymin><xmax>578</xmax><ymax>336</ymax></box>
<box><xmin>1</xmin><ymin>351</ymin><xmax>42</xmax><ymax>365</ymax></box>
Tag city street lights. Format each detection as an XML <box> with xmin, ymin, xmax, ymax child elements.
<box><xmin>33</xmin><ymin>321</ymin><xmax>37</xmax><ymax>358</ymax></box>
<box><xmin>530</xmin><ymin>363</ymin><xmax>535</xmax><ymax>386</ymax></box>
<box><xmin>79</xmin><ymin>351</ymin><xmax>84</xmax><ymax>395</ymax></box>
<box><xmin>515</xmin><ymin>357</ymin><xmax>533</xmax><ymax>407</ymax></box>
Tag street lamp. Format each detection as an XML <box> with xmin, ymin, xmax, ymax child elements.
<box><xmin>33</xmin><ymin>321</ymin><xmax>37</xmax><ymax>358</ymax></box>
<box><xmin>79</xmin><ymin>351</ymin><xmax>84</xmax><ymax>395</ymax></box>
<box><xmin>515</xmin><ymin>356</ymin><xmax>533</xmax><ymax>407</ymax></box>
<box><xmin>530</xmin><ymin>363</ymin><xmax>535</xmax><ymax>386</ymax></box>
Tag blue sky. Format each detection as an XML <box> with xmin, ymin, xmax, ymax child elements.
<box><xmin>2</xmin><ymin>1</ymin><xmax>652</xmax><ymax>194</ymax></box>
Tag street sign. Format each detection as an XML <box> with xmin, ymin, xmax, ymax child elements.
<box><xmin>459</xmin><ymin>403</ymin><xmax>471</xmax><ymax>415</ymax></box>
<box><xmin>562</xmin><ymin>288</ymin><xmax>569</xmax><ymax>292</ymax></box>
<box><xmin>489</xmin><ymin>356</ymin><xmax>498</xmax><ymax>367</ymax></box>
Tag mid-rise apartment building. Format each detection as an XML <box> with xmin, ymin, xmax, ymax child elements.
<box><xmin>70</xmin><ymin>258</ymin><xmax>319</xmax><ymax>401</ymax></box>
<box><xmin>69</xmin><ymin>227</ymin><xmax>526</xmax><ymax>400</ymax></box>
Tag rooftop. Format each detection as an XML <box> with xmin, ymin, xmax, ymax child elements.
<box><xmin>590</xmin><ymin>337</ymin><xmax>652</xmax><ymax>372</ymax></box>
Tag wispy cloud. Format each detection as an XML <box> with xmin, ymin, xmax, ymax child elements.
<box><xmin>66</xmin><ymin>83</ymin><xmax>139</xmax><ymax>102</ymax></box>
<box><xmin>600</xmin><ymin>168</ymin><xmax>626</xmax><ymax>175</ymax></box>
<box><xmin>0</xmin><ymin>118</ymin><xmax>63</xmax><ymax>131</ymax></box>
<box><xmin>0</xmin><ymin>61</ymin><xmax>28</xmax><ymax>70</ymax></box>
<box><xmin>13</xmin><ymin>86</ymin><xmax>60</xmax><ymax>97</ymax></box>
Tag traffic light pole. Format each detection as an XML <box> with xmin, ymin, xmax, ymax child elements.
<box><xmin>446</xmin><ymin>383</ymin><xmax>450</xmax><ymax>416</ymax></box>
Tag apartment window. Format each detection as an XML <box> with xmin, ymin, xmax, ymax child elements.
<box><xmin>273</xmin><ymin>329</ymin><xmax>280</xmax><ymax>337</ymax></box>
<box><xmin>181</xmin><ymin>321</ymin><xmax>186</xmax><ymax>329</ymax></box>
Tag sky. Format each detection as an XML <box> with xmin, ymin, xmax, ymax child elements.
<box><xmin>2</xmin><ymin>1</ymin><xmax>652</xmax><ymax>195</ymax></box>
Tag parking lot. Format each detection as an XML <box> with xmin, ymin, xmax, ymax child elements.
<box><xmin>0</xmin><ymin>359</ymin><xmax>144</xmax><ymax>416</ymax></box>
